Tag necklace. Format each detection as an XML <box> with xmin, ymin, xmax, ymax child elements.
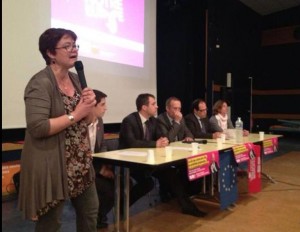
<box><xmin>57</xmin><ymin>77</ymin><xmax>69</xmax><ymax>90</ymax></box>
<box><xmin>60</xmin><ymin>82</ymin><xmax>68</xmax><ymax>90</ymax></box>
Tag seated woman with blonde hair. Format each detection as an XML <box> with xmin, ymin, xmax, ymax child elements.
<box><xmin>209</xmin><ymin>100</ymin><xmax>249</xmax><ymax>137</ymax></box>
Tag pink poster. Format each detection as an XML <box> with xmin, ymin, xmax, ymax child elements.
<box><xmin>232</xmin><ymin>143</ymin><xmax>251</xmax><ymax>163</ymax></box>
<box><xmin>263</xmin><ymin>138</ymin><xmax>279</xmax><ymax>155</ymax></box>
<box><xmin>248</xmin><ymin>144</ymin><xmax>261</xmax><ymax>193</ymax></box>
<box><xmin>187</xmin><ymin>151</ymin><xmax>220</xmax><ymax>181</ymax></box>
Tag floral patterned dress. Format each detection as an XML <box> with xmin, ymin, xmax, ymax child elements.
<box><xmin>37</xmin><ymin>90</ymin><xmax>93</xmax><ymax>217</ymax></box>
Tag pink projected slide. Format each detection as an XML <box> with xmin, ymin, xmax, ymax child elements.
<box><xmin>51</xmin><ymin>0</ymin><xmax>144</xmax><ymax>67</ymax></box>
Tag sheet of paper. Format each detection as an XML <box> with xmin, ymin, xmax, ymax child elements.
<box><xmin>171</xmin><ymin>147</ymin><xmax>202</xmax><ymax>151</ymax></box>
<box><xmin>117</xmin><ymin>151</ymin><xmax>148</xmax><ymax>157</ymax></box>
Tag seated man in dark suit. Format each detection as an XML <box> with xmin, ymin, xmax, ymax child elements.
<box><xmin>86</xmin><ymin>90</ymin><xmax>114</xmax><ymax>229</ymax></box>
<box><xmin>156</xmin><ymin>97</ymin><xmax>207</xmax><ymax>217</ymax></box>
<box><xmin>185</xmin><ymin>98</ymin><xmax>221</xmax><ymax>139</ymax></box>
<box><xmin>185</xmin><ymin>99</ymin><xmax>221</xmax><ymax>198</ymax></box>
<box><xmin>157</xmin><ymin>96</ymin><xmax>194</xmax><ymax>142</ymax></box>
<box><xmin>118</xmin><ymin>93</ymin><xmax>169</xmax><ymax>210</ymax></box>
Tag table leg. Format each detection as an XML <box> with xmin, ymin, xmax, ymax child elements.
<box><xmin>202</xmin><ymin>176</ymin><xmax>206</xmax><ymax>193</ymax></box>
<box><xmin>124</xmin><ymin>168</ymin><xmax>130</xmax><ymax>232</ymax></box>
<box><xmin>113</xmin><ymin>167</ymin><xmax>131</xmax><ymax>232</ymax></box>
<box><xmin>114</xmin><ymin>166</ymin><xmax>121</xmax><ymax>232</ymax></box>
<box><xmin>259</xmin><ymin>142</ymin><xmax>276</xmax><ymax>184</ymax></box>
<box><xmin>261</xmin><ymin>172</ymin><xmax>276</xmax><ymax>183</ymax></box>
<box><xmin>210</xmin><ymin>174</ymin><xmax>214</xmax><ymax>196</ymax></box>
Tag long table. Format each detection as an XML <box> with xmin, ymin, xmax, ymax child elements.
<box><xmin>93</xmin><ymin>142</ymin><xmax>232</xmax><ymax>232</ymax></box>
<box><xmin>1</xmin><ymin>133</ymin><xmax>119</xmax><ymax>163</ymax></box>
<box><xmin>93</xmin><ymin>133</ymin><xmax>282</xmax><ymax>232</ymax></box>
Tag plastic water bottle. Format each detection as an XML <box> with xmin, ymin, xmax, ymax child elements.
<box><xmin>235</xmin><ymin>117</ymin><xmax>243</xmax><ymax>143</ymax></box>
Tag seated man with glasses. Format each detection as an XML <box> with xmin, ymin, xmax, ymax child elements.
<box><xmin>185</xmin><ymin>99</ymin><xmax>221</xmax><ymax>139</ymax></box>
<box><xmin>185</xmin><ymin>99</ymin><xmax>221</xmax><ymax>201</ymax></box>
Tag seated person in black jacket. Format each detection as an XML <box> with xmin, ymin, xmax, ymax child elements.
<box><xmin>87</xmin><ymin>90</ymin><xmax>114</xmax><ymax>229</ymax></box>
<box><xmin>118</xmin><ymin>93</ymin><xmax>169</xmax><ymax>210</ymax></box>
<box><xmin>185</xmin><ymin>98</ymin><xmax>221</xmax><ymax>139</ymax></box>
<box><xmin>156</xmin><ymin>97</ymin><xmax>207</xmax><ymax>217</ymax></box>
<box><xmin>157</xmin><ymin>96</ymin><xmax>194</xmax><ymax>142</ymax></box>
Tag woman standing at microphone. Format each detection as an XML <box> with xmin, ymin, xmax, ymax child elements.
<box><xmin>18</xmin><ymin>28</ymin><xmax>99</xmax><ymax>232</ymax></box>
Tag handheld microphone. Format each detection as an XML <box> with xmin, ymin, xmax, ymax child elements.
<box><xmin>196</xmin><ymin>139</ymin><xmax>208</xmax><ymax>144</ymax></box>
<box><xmin>74</xmin><ymin>61</ymin><xmax>87</xmax><ymax>89</ymax></box>
<box><xmin>182</xmin><ymin>139</ymin><xmax>207</xmax><ymax>144</ymax></box>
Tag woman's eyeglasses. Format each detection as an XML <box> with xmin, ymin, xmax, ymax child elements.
<box><xmin>55</xmin><ymin>44</ymin><xmax>79</xmax><ymax>52</ymax></box>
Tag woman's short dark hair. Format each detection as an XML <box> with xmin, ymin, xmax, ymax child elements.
<box><xmin>39</xmin><ymin>28</ymin><xmax>77</xmax><ymax>65</ymax></box>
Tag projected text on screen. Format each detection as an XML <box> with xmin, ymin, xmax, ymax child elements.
<box><xmin>51</xmin><ymin>0</ymin><xmax>144</xmax><ymax>67</ymax></box>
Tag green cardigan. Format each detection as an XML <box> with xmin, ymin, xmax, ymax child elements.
<box><xmin>18</xmin><ymin>66</ymin><xmax>95</xmax><ymax>219</ymax></box>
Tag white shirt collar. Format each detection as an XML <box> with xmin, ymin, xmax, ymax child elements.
<box><xmin>88</xmin><ymin>118</ymin><xmax>99</xmax><ymax>154</ymax></box>
<box><xmin>139</xmin><ymin>113</ymin><xmax>148</xmax><ymax>124</ymax></box>
<box><xmin>88</xmin><ymin>118</ymin><xmax>99</xmax><ymax>128</ymax></box>
<box><xmin>166</xmin><ymin>113</ymin><xmax>174</xmax><ymax>124</ymax></box>
<box><xmin>194</xmin><ymin>113</ymin><xmax>201</xmax><ymax>120</ymax></box>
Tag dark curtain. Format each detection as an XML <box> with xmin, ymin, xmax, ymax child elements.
<box><xmin>156</xmin><ymin>0</ymin><xmax>207</xmax><ymax>115</ymax></box>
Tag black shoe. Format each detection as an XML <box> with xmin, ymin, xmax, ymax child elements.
<box><xmin>159</xmin><ymin>190</ymin><xmax>172</xmax><ymax>203</ymax></box>
<box><xmin>182</xmin><ymin>207</ymin><xmax>207</xmax><ymax>217</ymax></box>
<box><xmin>97</xmin><ymin>215</ymin><xmax>108</xmax><ymax>229</ymax></box>
<box><xmin>181</xmin><ymin>199</ymin><xmax>207</xmax><ymax>217</ymax></box>
<box><xmin>97</xmin><ymin>221</ymin><xmax>108</xmax><ymax>229</ymax></box>
<box><xmin>119</xmin><ymin>206</ymin><xmax>124</xmax><ymax>220</ymax></box>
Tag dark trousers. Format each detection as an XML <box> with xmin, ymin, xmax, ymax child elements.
<box><xmin>177</xmin><ymin>164</ymin><xmax>203</xmax><ymax>196</ymax></box>
<box><xmin>129</xmin><ymin>172</ymin><xmax>154</xmax><ymax>206</ymax></box>
<box><xmin>95</xmin><ymin>166</ymin><xmax>154</xmax><ymax>222</ymax></box>
<box><xmin>153</xmin><ymin>167</ymin><xmax>188</xmax><ymax>200</ymax></box>
<box><xmin>120</xmin><ymin>167</ymin><xmax>154</xmax><ymax>207</ymax></box>
<box><xmin>35</xmin><ymin>183</ymin><xmax>99</xmax><ymax>232</ymax></box>
<box><xmin>95</xmin><ymin>175</ymin><xmax>114</xmax><ymax>223</ymax></box>
<box><xmin>154</xmin><ymin>165</ymin><xmax>202</xmax><ymax>209</ymax></box>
